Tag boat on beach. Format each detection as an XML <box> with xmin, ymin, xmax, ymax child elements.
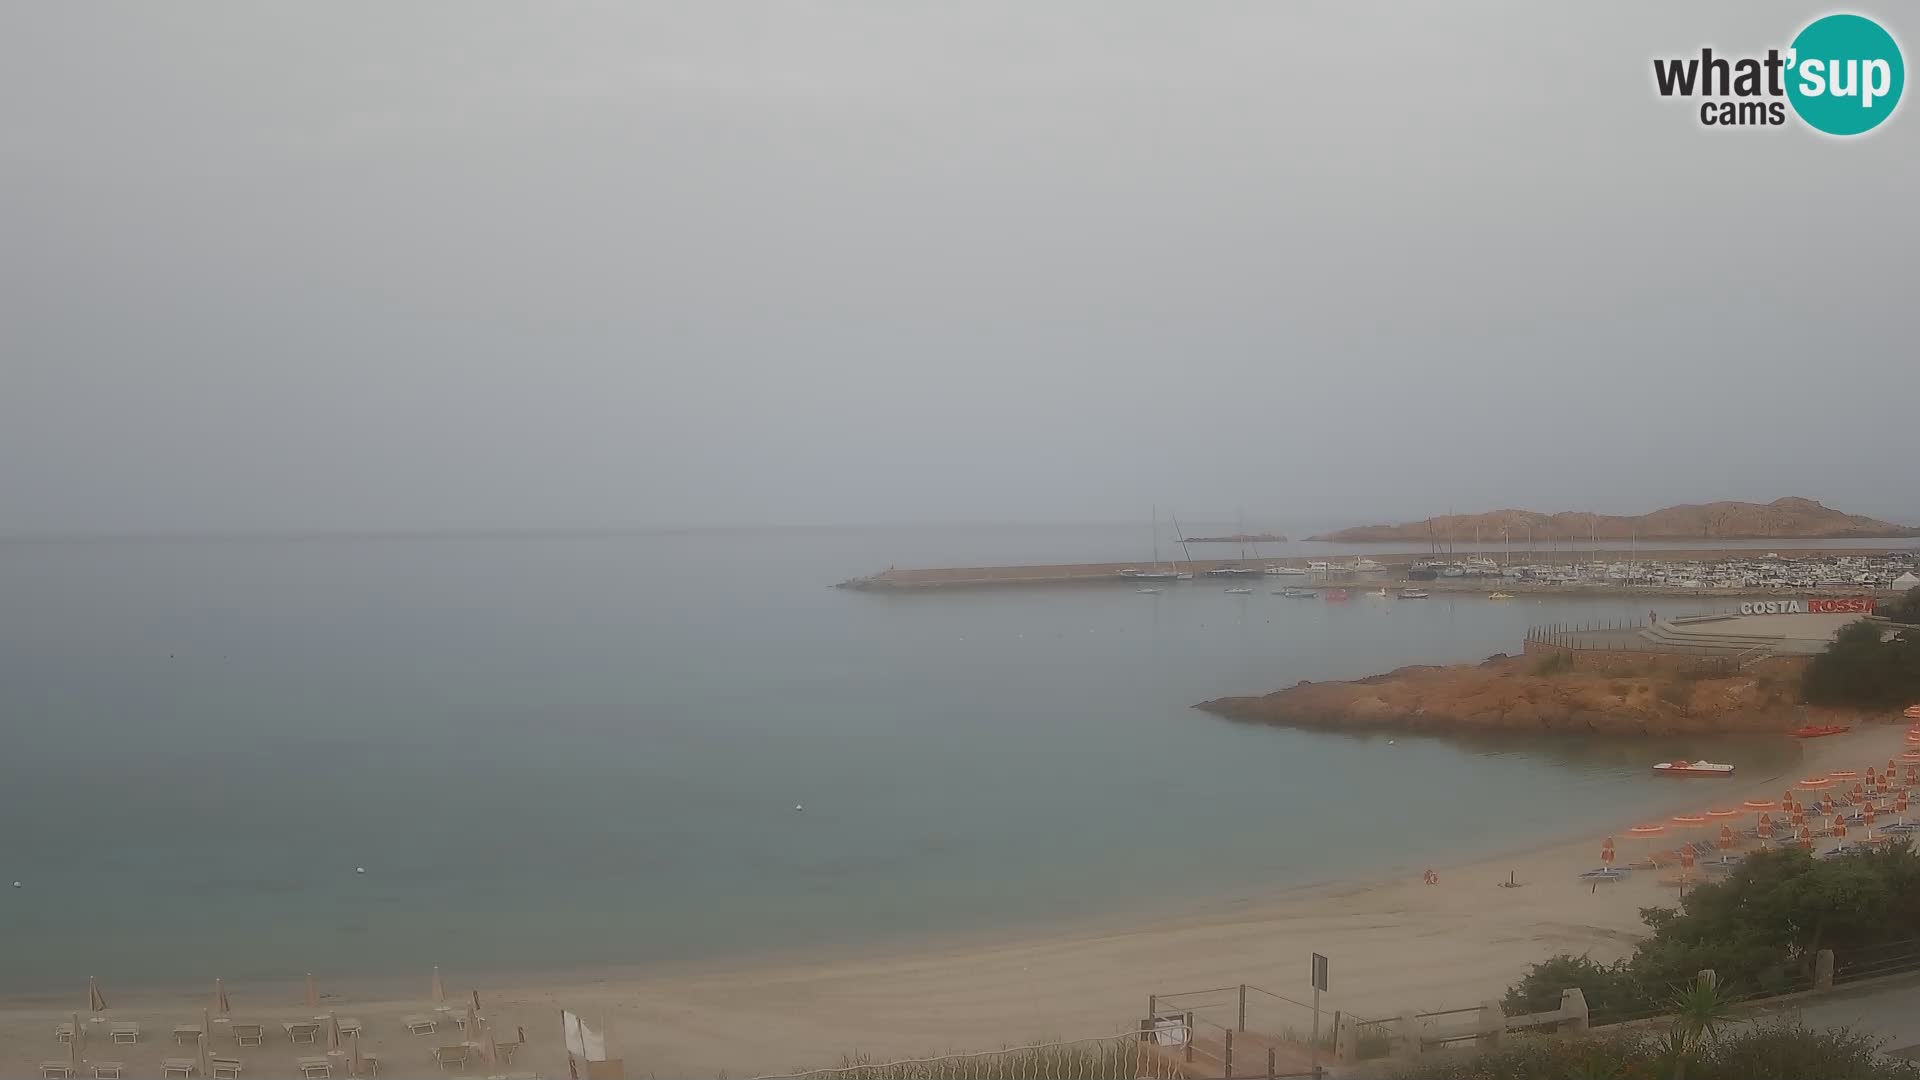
<box><xmin>1788</xmin><ymin>725</ymin><xmax>1851</xmax><ymax>739</ymax></box>
<box><xmin>1653</xmin><ymin>760</ymin><xmax>1735</xmax><ymax>777</ymax></box>
<box><xmin>1225</xmin><ymin>586</ymin><xmax>1253</xmax><ymax>594</ymax></box>
<box><xmin>1277</xmin><ymin>588</ymin><xmax>1317</xmax><ymax>597</ymax></box>
<box><xmin>1397</xmin><ymin>589</ymin><xmax>1429</xmax><ymax>599</ymax></box>
<box><xmin>1488</xmin><ymin>592</ymin><xmax>1515</xmax><ymax>600</ymax></box>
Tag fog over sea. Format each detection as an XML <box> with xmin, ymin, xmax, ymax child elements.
<box><xmin>0</xmin><ymin>524</ymin><xmax>1855</xmax><ymax>992</ymax></box>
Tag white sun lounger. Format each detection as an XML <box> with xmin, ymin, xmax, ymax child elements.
<box><xmin>297</xmin><ymin>1057</ymin><xmax>333</xmax><ymax>1078</ymax></box>
<box><xmin>109</xmin><ymin>1022</ymin><xmax>139</xmax><ymax>1044</ymax></box>
<box><xmin>210</xmin><ymin>1058</ymin><xmax>242</xmax><ymax>1080</ymax></box>
<box><xmin>173</xmin><ymin>1024</ymin><xmax>205</xmax><ymax>1045</ymax></box>
<box><xmin>403</xmin><ymin>1014</ymin><xmax>437</xmax><ymax>1035</ymax></box>
<box><xmin>230</xmin><ymin>1023</ymin><xmax>264</xmax><ymax>1047</ymax></box>
<box><xmin>90</xmin><ymin>1064</ymin><xmax>124</xmax><ymax>1079</ymax></box>
<box><xmin>39</xmin><ymin>1063</ymin><xmax>74</xmax><ymax>1080</ymax></box>
<box><xmin>161</xmin><ymin>1059</ymin><xmax>196</xmax><ymax>1078</ymax></box>
<box><xmin>283</xmin><ymin>1021</ymin><xmax>319</xmax><ymax>1044</ymax></box>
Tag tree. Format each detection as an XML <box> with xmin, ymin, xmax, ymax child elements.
<box><xmin>1802</xmin><ymin>619</ymin><xmax>1920</xmax><ymax>708</ymax></box>
<box><xmin>1878</xmin><ymin>585</ymin><xmax>1920</xmax><ymax>624</ymax></box>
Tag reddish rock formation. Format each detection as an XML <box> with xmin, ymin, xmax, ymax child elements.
<box><xmin>1195</xmin><ymin>654</ymin><xmax>1869</xmax><ymax>737</ymax></box>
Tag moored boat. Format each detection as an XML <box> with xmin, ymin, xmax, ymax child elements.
<box><xmin>1397</xmin><ymin>589</ymin><xmax>1430</xmax><ymax>599</ymax></box>
<box><xmin>1788</xmin><ymin>725</ymin><xmax>1851</xmax><ymax>739</ymax></box>
<box><xmin>1488</xmin><ymin>592</ymin><xmax>1515</xmax><ymax>600</ymax></box>
<box><xmin>1653</xmin><ymin>760</ymin><xmax>1735</xmax><ymax>777</ymax></box>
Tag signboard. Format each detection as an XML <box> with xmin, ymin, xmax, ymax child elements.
<box><xmin>1738</xmin><ymin>597</ymin><xmax>1875</xmax><ymax>616</ymax></box>
<box><xmin>1311</xmin><ymin>953</ymin><xmax>1329</xmax><ymax>993</ymax></box>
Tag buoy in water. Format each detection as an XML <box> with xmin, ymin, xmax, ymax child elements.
<box><xmin>10</xmin><ymin>881</ymin><xmax>19</xmax><ymax>888</ymax></box>
<box><xmin>795</xmin><ymin>804</ymin><xmax>804</xmax><ymax>812</ymax></box>
<box><xmin>355</xmin><ymin>867</ymin><xmax>366</xmax><ymax>875</ymax></box>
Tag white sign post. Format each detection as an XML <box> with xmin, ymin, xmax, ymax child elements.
<box><xmin>1311</xmin><ymin>953</ymin><xmax>1330</xmax><ymax>1074</ymax></box>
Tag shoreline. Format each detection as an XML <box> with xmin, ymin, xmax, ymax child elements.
<box><xmin>5</xmin><ymin>725</ymin><xmax>1906</xmax><ymax>1077</ymax></box>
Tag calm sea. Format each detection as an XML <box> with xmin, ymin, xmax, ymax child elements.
<box><xmin>0</xmin><ymin>526</ymin><xmax>1844</xmax><ymax>992</ymax></box>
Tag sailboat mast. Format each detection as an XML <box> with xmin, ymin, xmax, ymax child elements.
<box><xmin>1170</xmin><ymin>512</ymin><xmax>1195</xmax><ymax>571</ymax></box>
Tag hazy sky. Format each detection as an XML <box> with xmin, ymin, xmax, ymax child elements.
<box><xmin>4</xmin><ymin>3</ymin><xmax>1915</xmax><ymax>534</ymax></box>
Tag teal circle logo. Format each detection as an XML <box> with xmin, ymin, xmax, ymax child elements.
<box><xmin>1786</xmin><ymin>14</ymin><xmax>1904</xmax><ymax>135</ymax></box>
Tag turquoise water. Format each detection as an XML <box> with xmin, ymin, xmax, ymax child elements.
<box><xmin>0</xmin><ymin>528</ymin><xmax>1805</xmax><ymax>991</ymax></box>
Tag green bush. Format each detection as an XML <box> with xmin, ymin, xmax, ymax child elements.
<box><xmin>1802</xmin><ymin>620</ymin><xmax>1920</xmax><ymax>708</ymax></box>
<box><xmin>1387</xmin><ymin>1023</ymin><xmax>1917</xmax><ymax>1080</ymax></box>
<box><xmin>1532</xmin><ymin>652</ymin><xmax>1575</xmax><ymax>676</ymax></box>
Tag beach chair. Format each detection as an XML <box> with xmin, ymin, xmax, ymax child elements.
<box><xmin>349</xmin><ymin>1051</ymin><xmax>380</xmax><ymax>1077</ymax></box>
<box><xmin>230</xmin><ymin>1022</ymin><xmax>264</xmax><ymax>1047</ymax></box>
<box><xmin>284</xmin><ymin>1020</ymin><xmax>320</xmax><ymax>1044</ymax></box>
<box><xmin>109</xmin><ymin>1021</ymin><xmax>139</xmax><ymax>1044</ymax></box>
<box><xmin>432</xmin><ymin>1044</ymin><xmax>470</xmax><ymax>1071</ymax></box>
<box><xmin>90</xmin><ymin>1064</ymin><xmax>124</xmax><ymax>1079</ymax></box>
<box><xmin>210</xmin><ymin>1058</ymin><xmax>242</xmax><ymax>1080</ymax></box>
<box><xmin>403</xmin><ymin>1014</ymin><xmax>437</xmax><ymax>1036</ymax></box>
<box><xmin>161</xmin><ymin>1059</ymin><xmax>196</xmax><ymax>1078</ymax></box>
<box><xmin>493</xmin><ymin>1040</ymin><xmax>522</xmax><ymax>1064</ymax></box>
<box><xmin>335</xmin><ymin>1017</ymin><xmax>363</xmax><ymax>1038</ymax></box>
<box><xmin>297</xmin><ymin>1056</ymin><xmax>333</xmax><ymax>1078</ymax></box>
<box><xmin>55</xmin><ymin>1021</ymin><xmax>77</xmax><ymax>1043</ymax></box>
<box><xmin>174</xmin><ymin>1024</ymin><xmax>205</xmax><ymax>1045</ymax></box>
<box><xmin>450</xmin><ymin>1012</ymin><xmax>484</xmax><ymax>1034</ymax></box>
<box><xmin>39</xmin><ymin>1063</ymin><xmax>74</xmax><ymax>1079</ymax></box>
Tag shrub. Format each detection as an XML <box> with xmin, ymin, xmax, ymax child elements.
<box><xmin>1386</xmin><ymin>1023</ymin><xmax>1919</xmax><ymax>1080</ymax></box>
<box><xmin>1802</xmin><ymin>620</ymin><xmax>1920</xmax><ymax>708</ymax></box>
<box><xmin>1532</xmin><ymin>652</ymin><xmax>1575</xmax><ymax>676</ymax></box>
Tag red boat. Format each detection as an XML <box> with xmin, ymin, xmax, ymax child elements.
<box><xmin>1789</xmin><ymin>725</ymin><xmax>1851</xmax><ymax>739</ymax></box>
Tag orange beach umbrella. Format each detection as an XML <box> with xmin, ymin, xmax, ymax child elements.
<box><xmin>1601</xmin><ymin>837</ymin><xmax>1616</xmax><ymax>865</ymax></box>
<box><xmin>1832</xmin><ymin>769</ymin><xmax>1860</xmax><ymax>780</ymax></box>
<box><xmin>1706</xmin><ymin>808</ymin><xmax>1740</xmax><ymax>821</ymax></box>
<box><xmin>1743</xmin><ymin>799</ymin><xmax>1776</xmax><ymax>813</ymax></box>
<box><xmin>1801</xmin><ymin>775</ymin><xmax>1834</xmax><ymax>790</ymax></box>
<box><xmin>1671</xmin><ymin>813</ymin><xmax>1708</xmax><ymax>828</ymax></box>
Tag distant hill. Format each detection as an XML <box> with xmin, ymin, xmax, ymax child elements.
<box><xmin>1307</xmin><ymin>498</ymin><xmax>1920</xmax><ymax>543</ymax></box>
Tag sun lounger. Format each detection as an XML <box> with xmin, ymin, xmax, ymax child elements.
<box><xmin>349</xmin><ymin>1050</ymin><xmax>380</xmax><ymax>1076</ymax></box>
<box><xmin>432</xmin><ymin>1044</ymin><xmax>470</xmax><ymax>1070</ymax></box>
<box><xmin>161</xmin><ymin>1059</ymin><xmax>196</xmax><ymax>1078</ymax></box>
<box><xmin>174</xmin><ymin>1024</ymin><xmax>205</xmax><ymax>1045</ymax></box>
<box><xmin>90</xmin><ymin>1064</ymin><xmax>123</xmax><ymax>1079</ymax></box>
<box><xmin>231</xmin><ymin>1023</ymin><xmax>264</xmax><ymax>1047</ymax></box>
<box><xmin>56</xmin><ymin>1022</ymin><xmax>77</xmax><ymax>1043</ymax></box>
<box><xmin>297</xmin><ymin>1057</ymin><xmax>333</xmax><ymax>1078</ymax></box>
<box><xmin>404</xmin><ymin>1014</ymin><xmax>438</xmax><ymax>1035</ymax></box>
<box><xmin>450</xmin><ymin>1013</ymin><xmax>484</xmax><ymax>1033</ymax></box>
<box><xmin>109</xmin><ymin>1022</ymin><xmax>139</xmax><ymax>1044</ymax></box>
<box><xmin>284</xmin><ymin>1021</ymin><xmax>320</xmax><ymax>1044</ymax></box>
<box><xmin>210</xmin><ymin>1059</ymin><xmax>242</xmax><ymax>1080</ymax></box>
<box><xmin>39</xmin><ymin>1064</ymin><xmax>74</xmax><ymax>1080</ymax></box>
<box><xmin>335</xmin><ymin>1017</ymin><xmax>362</xmax><ymax>1038</ymax></box>
<box><xmin>493</xmin><ymin>1040</ymin><xmax>521</xmax><ymax>1064</ymax></box>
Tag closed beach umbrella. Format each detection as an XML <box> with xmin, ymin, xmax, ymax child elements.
<box><xmin>1792</xmin><ymin>806</ymin><xmax>1806</xmax><ymax>827</ymax></box>
<box><xmin>1853</xmin><ymin>782</ymin><xmax>1867</xmax><ymax>800</ymax></box>
<box><xmin>305</xmin><ymin>972</ymin><xmax>319</xmax><ymax>1009</ymax></box>
<box><xmin>432</xmin><ymin>966</ymin><xmax>446</xmax><ymax>1005</ymax></box>
<box><xmin>1717</xmin><ymin>824</ymin><xmax>1734</xmax><ymax>850</ymax></box>
<box><xmin>1798</xmin><ymin>825</ymin><xmax>1814</xmax><ymax>849</ymax></box>
<box><xmin>69</xmin><ymin>1012</ymin><xmax>80</xmax><ymax>1071</ymax></box>
<box><xmin>464</xmin><ymin>998</ymin><xmax>480</xmax><ymax>1045</ymax></box>
<box><xmin>1823</xmin><ymin>794</ymin><xmax>1837</xmax><ymax>816</ymax></box>
<box><xmin>1757</xmin><ymin>817</ymin><xmax>1775</xmax><ymax>846</ymax></box>
<box><xmin>213</xmin><ymin>977</ymin><xmax>230</xmax><ymax>1018</ymax></box>
<box><xmin>480</xmin><ymin>1022</ymin><xmax>498</xmax><ymax>1066</ymax></box>
<box><xmin>199</xmin><ymin>1016</ymin><xmax>212</xmax><ymax>1079</ymax></box>
<box><xmin>327</xmin><ymin>1012</ymin><xmax>341</xmax><ymax>1053</ymax></box>
<box><xmin>1601</xmin><ymin>837</ymin><xmax>1615</xmax><ymax>865</ymax></box>
<box><xmin>351</xmin><ymin>1032</ymin><xmax>365</xmax><ymax>1076</ymax></box>
<box><xmin>1680</xmin><ymin>846</ymin><xmax>1696</xmax><ymax>876</ymax></box>
<box><xmin>471</xmin><ymin>988</ymin><xmax>482</xmax><ymax>1013</ymax></box>
<box><xmin>1834</xmin><ymin>818</ymin><xmax>1849</xmax><ymax>839</ymax></box>
<box><xmin>88</xmin><ymin>976</ymin><xmax>107</xmax><ymax>1013</ymax></box>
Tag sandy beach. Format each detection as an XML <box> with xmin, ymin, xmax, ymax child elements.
<box><xmin>1</xmin><ymin>723</ymin><xmax>1907</xmax><ymax>1079</ymax></box>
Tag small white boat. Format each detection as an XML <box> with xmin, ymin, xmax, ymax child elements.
<box><xmin>1652</xmin><ymin>760</ymin><xmax>1735</xmax><ymax>778</ymax></box>
<box><xmin>1264</xmin><ymin>565</ymin><xmax>1308</xmax><ymax>576</ymax></box>
<box><xmin>1225</xmin><ymin>586</ymin><xmax>1254</xmax><ymax>594</ymax></box>
<box><xmin>1488</xmin><ymin>592</ymin><xmax>1515</xmax><ymax>600</ymax></box>
<box><xmin>1136</xmin><ymin>587</ymin><xmax>1163</xmax><ymax>594</ymax></box>
<box><xmin>1397</xmin><ymin>589</ymin><xmax>1430</xmax><ymax>599</ymax></box>
<box><xmin>1352</xmin><ymin>558</ymin><xmax>1387</xmax><ymax>574</ymax></box>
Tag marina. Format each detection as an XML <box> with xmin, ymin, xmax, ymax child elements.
<box><xmin>840</xmin><ymin>547</ymin><xmax>1920</xmax><ymax>594</ymax></box>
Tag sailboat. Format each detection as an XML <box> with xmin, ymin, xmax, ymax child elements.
<box><xmin>1122</xmin><ymin>507</ymin><xmax>1184</xmax><ymax>582</ymax></box>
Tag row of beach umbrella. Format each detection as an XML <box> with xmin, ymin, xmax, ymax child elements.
<box><xmin>1605</xmin><ymin>743</ymin><xmax>1920</xmax><ymax>871</ymax></box>
<box><xmin>74</xmin><ymin>966</ymin><xmax>506</xmax><ymax>1070</ymax></box>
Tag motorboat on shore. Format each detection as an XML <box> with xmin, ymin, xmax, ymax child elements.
<box><xmin>1653</xmin><ymin>760</ymin><xmax>1735</xmax><ymax>777</ymax></box>
<box><xmin>1789</xmin><ymin>725</ymin><xmax>1851</xmax><ymax>739</ymax></box>
<box><xmin>1397</xmin><ymin>589</ymin><xmax>1430</xmax><ymax>599</ymax></box>
<box><xmin>1488</xmin><ymin>592</ymin><xmax>1515</xmax><ymax>600</ymax></box>
<box><xmin>1277</xmin><ymin>588</ymin><xmax>1317</xmax><ymax>597</ymax></box>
